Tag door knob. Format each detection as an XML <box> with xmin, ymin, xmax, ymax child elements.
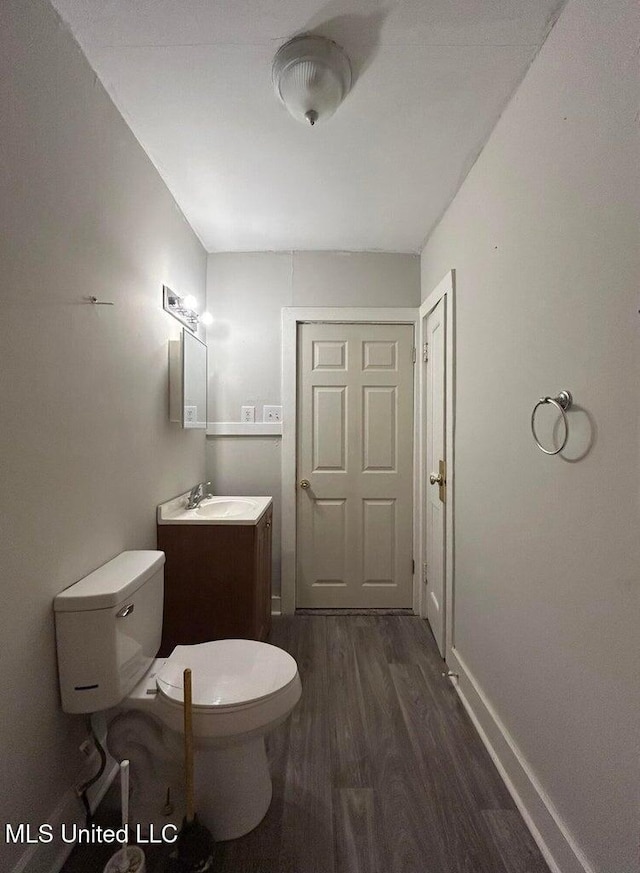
<box><xmin>430</xmin><ymin>460</ymin><xmax>446</xmax><ymax>503</ymax></box>
<box><xmin>299</xmin><ymin>479</ymin><xmax>310</xmax><ymax>489</ymax></box>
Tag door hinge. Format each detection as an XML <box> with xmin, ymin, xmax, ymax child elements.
<box><xmin>423</xmin><ymin>342</ymin><xmax>428</xmax><ymax>362</ymax></box>
<box><xmin>422</xmin><ymin>562</ymin><xmax>428</xmax><ymax>584</ymax></box>
<box><xmin>412</xmin><ymin>347</ymin><xmax>417</xmax><ymax>364</ymax></box>
<box><xmin>412</xmin><ymin>558</ymin><xmax>415</xmax><ymax>575</ymax></box>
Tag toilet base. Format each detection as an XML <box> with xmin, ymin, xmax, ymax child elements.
<box><xmin>194</xmin><ymin>737</ymin><xmax>273</xmax><ymax>841</ymax></box>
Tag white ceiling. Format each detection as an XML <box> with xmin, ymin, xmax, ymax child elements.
<box><xmin>50</xmin><ymin>0</ymin><xmax>565</xmax><ymax>253</ymax></box>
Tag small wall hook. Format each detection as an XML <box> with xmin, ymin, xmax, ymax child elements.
<box><xmin>86</xmin><ymin>295</ymin><xmax>114</xmax><ymax>306</ymax></box>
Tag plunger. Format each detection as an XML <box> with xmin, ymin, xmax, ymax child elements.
<box><xmin>168</xmin><ymin>668</ymin><xmax>215</xmax><ymax>872</ymax></box>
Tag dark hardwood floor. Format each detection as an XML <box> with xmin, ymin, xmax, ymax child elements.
<box><xmin>61</xmin><ymin>615</ymin><xmax>549</xmax><ymax>873</ymax></box>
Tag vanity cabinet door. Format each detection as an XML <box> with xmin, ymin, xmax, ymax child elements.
<box><xmin>157</xmin><ymin>508</ymin><xmax>273</xmax><ymax>656</ymax></box>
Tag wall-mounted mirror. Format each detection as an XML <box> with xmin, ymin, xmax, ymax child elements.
<box><xmin>169</xmin><ymin>329</ymin><xmax>207</xmax><ymax>429</ymax></box>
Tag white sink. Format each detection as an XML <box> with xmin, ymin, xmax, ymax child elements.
<box><xmin>158</xmin><ymin>493</ymin><xmax>272</xmax><ymax>525</ymax></box>
<box><xmin>194</xmin><ymin>497</ymin><xmax>259</xmax><ymax>519</ymax></box>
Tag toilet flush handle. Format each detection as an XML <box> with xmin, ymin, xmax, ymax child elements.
<box><xmin>117</xmin><ymin>603</ymin><xmax>135</xmax><ymax>618</ymax></box>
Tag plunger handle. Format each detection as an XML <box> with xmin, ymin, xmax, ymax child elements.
<box><xmin>183</xmin><ymin>668</ymin><xmax>195</xmax><ymax>823</ymax></box>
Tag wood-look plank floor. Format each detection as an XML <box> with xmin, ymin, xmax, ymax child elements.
<box><xmin>61</xmin><ymin>616</ymin><xmax>549</xmax><ymax>873</ymax></box>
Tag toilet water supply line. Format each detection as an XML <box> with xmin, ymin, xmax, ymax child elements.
<box><xmin>77</xmin><ymin>713</ymin><xmax>108</xmax><ymax>825</ymax></box>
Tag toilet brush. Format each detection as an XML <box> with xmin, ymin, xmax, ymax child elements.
<box><xmin>103</xmin><ymin>759</ymin><xmax>145</xmax><ymax>873</ymax></box>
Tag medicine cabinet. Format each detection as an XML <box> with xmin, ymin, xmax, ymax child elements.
<box><xmin>169</xmin><ymin>329</ymin><xmax>207</xmax><ymax>429</ymax></box>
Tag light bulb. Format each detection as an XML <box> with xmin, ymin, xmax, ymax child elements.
<box><xmin>201</xmin><ymin>312</ymin><xmax>213</xmax><ymax>326</ymax></box>
<box><xmin>183</xmin><ymin>295</ymin><xmax>197</xmax><ymax>310</ymax></box>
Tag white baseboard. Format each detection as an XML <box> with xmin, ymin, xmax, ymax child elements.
<box><xmin>447</xmin><ymin>647</ymin><xmax>594</xmax><ymax>873</ymax></box>
<box><xmin>271</xmin><ymin>594</ymin><xmax>281</xmax><ymax>616</ymax></box>
<box><xmin>10</xmin><ymin>758</ymin><xmax>119</xmax><ymax>873</ymax></box>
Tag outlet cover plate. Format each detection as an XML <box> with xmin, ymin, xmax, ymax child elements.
<box><xmin>263</xmin><ymin>405</ymin><xmax>282</xmax><ymax>423</ymax></box>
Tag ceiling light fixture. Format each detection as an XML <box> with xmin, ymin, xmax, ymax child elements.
<box><xmin>272</xmin><ymin>34</ymin><xmax>352</xmax><ymax>127</ymax></box>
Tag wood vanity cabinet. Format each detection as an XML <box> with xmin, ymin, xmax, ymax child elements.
<box><xmin>157</xmin><ymin>505</ymin><xmax>272</xmax><ymax>656</ymax></box>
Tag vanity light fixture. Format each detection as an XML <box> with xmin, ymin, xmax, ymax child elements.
<box><xmin>163</xmin><ymin>285</ymin><xmax>212</xmax><ymax>332</ymax></box>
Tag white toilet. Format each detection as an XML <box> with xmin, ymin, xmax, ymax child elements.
<box><xmin>53</xmin><ymin>550</ymin><xmax>301</xmax><ymax>840</ymax></box>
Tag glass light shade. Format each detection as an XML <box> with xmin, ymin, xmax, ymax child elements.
<box><xmin>273</xmin><ymin>35</ymin><xmax>352</xmax><ymax>126</ymax></box>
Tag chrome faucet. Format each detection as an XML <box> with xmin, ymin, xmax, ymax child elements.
<box><xmin>186</xmin><ymin>481</ymin><xmax>211</xmax><ymax>510</ymax></box>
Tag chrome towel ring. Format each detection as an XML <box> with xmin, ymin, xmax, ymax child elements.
<box><xmin>531</xmin><ymin>390</ymin><xmax>573</xmax><ymax>455</ymax></box>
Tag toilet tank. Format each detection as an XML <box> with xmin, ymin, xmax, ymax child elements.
<box><xmin>54</xmin><ymin>551</ymin><xmax>165</xmax><ymax>714</ymax></box>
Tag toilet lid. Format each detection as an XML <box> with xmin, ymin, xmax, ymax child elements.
<box><xmin>156</xmin><ymin>640</ymin><xmax>299</xmax><ymax>709</ymax></box>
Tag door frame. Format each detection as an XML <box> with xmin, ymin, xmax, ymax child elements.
<box><xmin>281</xmin><ymin>307</ymin><xmax>420</xmax><ymax>615</ymax></box>
<box><xmin>417</xmin><ymin>271</ymin><xmax>456</xmax><ymax>660</ymax></box>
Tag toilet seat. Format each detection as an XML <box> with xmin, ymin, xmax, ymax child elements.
<box><xmin>156</xmin><ymin>639</ymin><xmax>299</xmax><ymax>711</ymax></box>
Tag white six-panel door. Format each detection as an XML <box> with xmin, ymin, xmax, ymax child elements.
<box><xmin>425</xmin><ymin>297</ymin><xmax>446</xmax><ymax>654</ymax></box>
<box><xmin>296</xmin><ymin>322</ymin><xmax>414</xmax><ymax>608</ymax></box>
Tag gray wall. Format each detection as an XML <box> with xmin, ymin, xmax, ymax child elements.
<box><xmin>205</xmin><ymin>252</ymin><xmax>420</xmax><ymax>593</ymax></box>
<box><xmin>0</xmin><ymin>2</ymin><xmax>207</xmax><ymax>869</ymax></box>
<box><xmin>420</xmin><ymin>0</ymin><xmax>639</xmax><ymax>870</ymax></box>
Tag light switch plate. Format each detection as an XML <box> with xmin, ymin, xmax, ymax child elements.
<box><xmin>263</xmin><ymin>405</ymin><xmax>282</xmax><ymax>423</ymax></box>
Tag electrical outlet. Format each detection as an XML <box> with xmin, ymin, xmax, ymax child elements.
<box><xmin>241</xmin><ymin>406</ymin><xmax>255</xmax><ymax>423</ymax></box>
<box><xmin>263</xmin><ymin>405</ymin><xmax>282</xmax><ymax>423</ymax></box>
<box><xmin>184</xmin><ymin>406</ymin><xmax>197</xmax><ymax>424</ymax></box>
